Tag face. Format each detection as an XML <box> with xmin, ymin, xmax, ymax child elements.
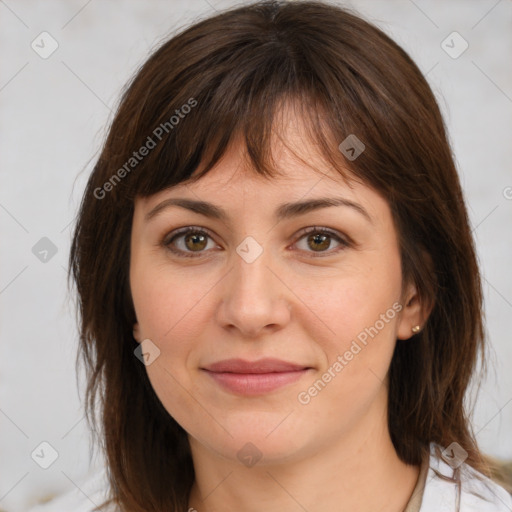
<box><xmin>129</xmin><ymin>112</ymin><xmax>422</xmax><ymax>466</ymax></box>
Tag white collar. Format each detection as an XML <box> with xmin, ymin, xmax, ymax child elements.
<box><xmin>419</xmin><ymin>443</ymin><xmax>512</xmax><ymax>511</ymax></box>
<box><xmin>28</xmin><ymin>443</ymin><xmax>512</xmax><ymax>512</ymax></box>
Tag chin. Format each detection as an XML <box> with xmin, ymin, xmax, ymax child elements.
<box><xmin>193</xmin><ymin>414</ymin><xmax>313</xmax><ymax>466</ymax></box>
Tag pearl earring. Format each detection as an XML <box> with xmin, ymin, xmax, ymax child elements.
<box><xmin>411</xmin><ymin>325</ymin><xmax>421</xmax><ymax>334</ymax></box>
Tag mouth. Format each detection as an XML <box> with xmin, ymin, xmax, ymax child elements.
<box><xmin>200</xmin><ymin>358</ymin><xmax>313</xmax><ymax>396</ymax></box>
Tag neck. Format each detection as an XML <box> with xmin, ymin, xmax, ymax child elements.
<box><xmin>187</xmin><ymin>398</ymin><xmax>420</xmax><ymax>512</ymax></box>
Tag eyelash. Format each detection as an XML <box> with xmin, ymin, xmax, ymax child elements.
<box><xmin>162</xmin><ymin>225</ymin><xmax>351</xmax><ymax>259</ymax></box>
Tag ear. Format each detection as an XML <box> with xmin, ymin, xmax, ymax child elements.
<box><xmin>133</xmin><ymin>322</ymin><xmax>142</xmax><ymax>343</ymax></box>
<box><xmin>396</xmin><ymin>281</ymin><xmax>433</xmax><ymax>340</ymax></box>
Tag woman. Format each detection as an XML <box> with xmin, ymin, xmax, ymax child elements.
<box><xmin>30</xmin><ymin>1</ymin><xmax>512</xmax><ymax>511</ymax></box>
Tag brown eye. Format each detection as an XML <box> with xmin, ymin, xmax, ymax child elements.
<box><xmin>307</xmin><ymin>232</ymin><xmax>331</xmax><ymax>251</ymax></box>
<box><xmin>164</xmin><ymin>227</ymin><xmax>217</xmax><ymax>258</ymax></box>
<box><xmin>183</xmin><ymin>232</ymin><xmax>208</xmax><ymax>251</ymax></box>
<box><xmin>294</xmin><ymin>227</ymin><xmax>350</xmax><ymax>256</ymax></box>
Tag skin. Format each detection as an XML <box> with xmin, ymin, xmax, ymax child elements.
<box><xmin>130</xmin><ymin>108</ymin><xmax>430</xmax><ymax>512</ymax></box>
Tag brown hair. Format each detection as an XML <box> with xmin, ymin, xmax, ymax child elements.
<box><xmin>69</xmin><ymin>1</ymin><xmax>492</xmax><ymax>510</ymax></box>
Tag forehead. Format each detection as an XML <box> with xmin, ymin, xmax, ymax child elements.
<box><xmin>137</xmin><ymin>148</ymin><xmax>354</xmax><ymax>217</ymax></box>
<box><xmin>134</xmin><ymin>100</ymin><xmax>386</xmax><ymax>218</ymax></box>
<box><xmin>137</xmin><ymin>116</ymin><xmax>360</xmax><ymax>210</ymax></box>
<box><xmin>133</xmin><ymin>143</ymin><xmax>391</xmax><ymax>237</ymax></box>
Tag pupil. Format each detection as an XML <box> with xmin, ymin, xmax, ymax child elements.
<box><xmin>186</xmin><ymin>233</ymin><xmax>206</xmax><ymax>251</ymax></box>
<box><xmin>310</xmin><ymin>233</ymin><xmax>329</xmax><ymax>251</ymax></box>
<box><xmin>183</xmin><ymin>232</ymin><xmax>331</xmax><ymax>253</ymax></box>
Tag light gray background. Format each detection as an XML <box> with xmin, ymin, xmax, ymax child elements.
<box><xmin>1</xmin><ymin>0</ymin><xmax>511</xmax><ymax>510</ymax></box>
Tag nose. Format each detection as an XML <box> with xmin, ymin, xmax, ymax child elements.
<box><xmin>215</xmin><ymin>245</ymin><xmax>292</xmax><ymax>338</ymax></box>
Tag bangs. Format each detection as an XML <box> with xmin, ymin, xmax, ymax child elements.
<box><xmin>98</xmin><ymin>5</ymin><xmax>413</xmax><ymax>206</ymax></box>
<box><xmin>123</xmin><ymin>72</ymin><xmax>356</xmax><ymax>202</ymax></box>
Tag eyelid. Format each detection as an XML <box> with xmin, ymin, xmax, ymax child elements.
<box><xmin>162</xmin><ymin>225</ymin><xmax>352</xmax><ymax>258</ymax></box>
<box><xmin>162</xmin><ymin>225</ymin><xmax>220</xmax><ymax>258</ymax></box>
<box><xmin>291</xmin><ymin>226</ymin><xmax>351</xmax><ymax>256</ymax></box>
<box><xmin>162</xmin><ymin>225</ymin><xmax>216</xmax><ymax>244</ymax></box>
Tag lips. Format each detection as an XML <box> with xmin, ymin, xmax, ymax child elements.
<box><xmin>202</xmin><ymin>358</ymin><xmax>310</xmax><ymax>373</ymax></box>
<box><xmin>201</xmin><ymin>358</ymin><xmax>313</xmax><ymax>395</ymax></box>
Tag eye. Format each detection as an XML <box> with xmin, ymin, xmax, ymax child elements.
<box><xmin>163</xmin><ymin>226</ymin><xmax>219</xmax><ymax>258</ymax></box>
<box><xmin>162</xmin><ymin>225</ymin><xmax>351</xmax><ymax>259</ymax></box>
<box><xmin>292</xmin><ymin>226</ymin><xmax>350</xmax><ymax>257</ymax></box>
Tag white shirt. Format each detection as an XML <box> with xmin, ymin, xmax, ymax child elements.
<box><xmin>420</xmin><ymin>443</ymin><xmax>512</xmax><ymax>511</ymax></box>
<box><xmin>27</xmin><ymin>443</ymin><xmax>512</xmax><ymax>511</ymax></box>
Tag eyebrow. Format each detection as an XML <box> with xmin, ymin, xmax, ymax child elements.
<box><xmin>144</xmin><ymin>196</ymin><xmax>373</xmax><ymax>224</ymax></box>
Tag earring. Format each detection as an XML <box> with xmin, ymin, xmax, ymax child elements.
<box><xmin>411</xmin><ymin>325</ymin><xmax>421</xmax><ymax>334</ymax></box>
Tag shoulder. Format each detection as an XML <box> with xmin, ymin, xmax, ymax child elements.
<box><xmin>26</xmin><ymin>467</ymin><xmax>119</xmax><ymax>512</ymax></box>
<box><xmin>420</xmin><ymin>443</ymin><xmax>512</xmax><ymax>511</ymax></box>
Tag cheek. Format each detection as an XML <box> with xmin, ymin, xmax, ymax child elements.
<box><xmin>131</xmin><ymin>265</ymin><xmax>216</xmax><ymax>432</ymax></box>
<box><xmin>131</xmin><ymin>261</ymin><xmax>214</xmax><ymax>344</ymax></box>
<box><xmin>298</xmin><ymin>260</ymin><xmax>401</xmax><ymax>353</ymax></box>
<box><xmin>295</xmin><ymin>257</ymin><xmax>402</xmax><ymax>402</ymax></box>
<box><xmin>292</xmin><ymin>306</ymin><xmax>399</xmax><ymax>439</ymax></box>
